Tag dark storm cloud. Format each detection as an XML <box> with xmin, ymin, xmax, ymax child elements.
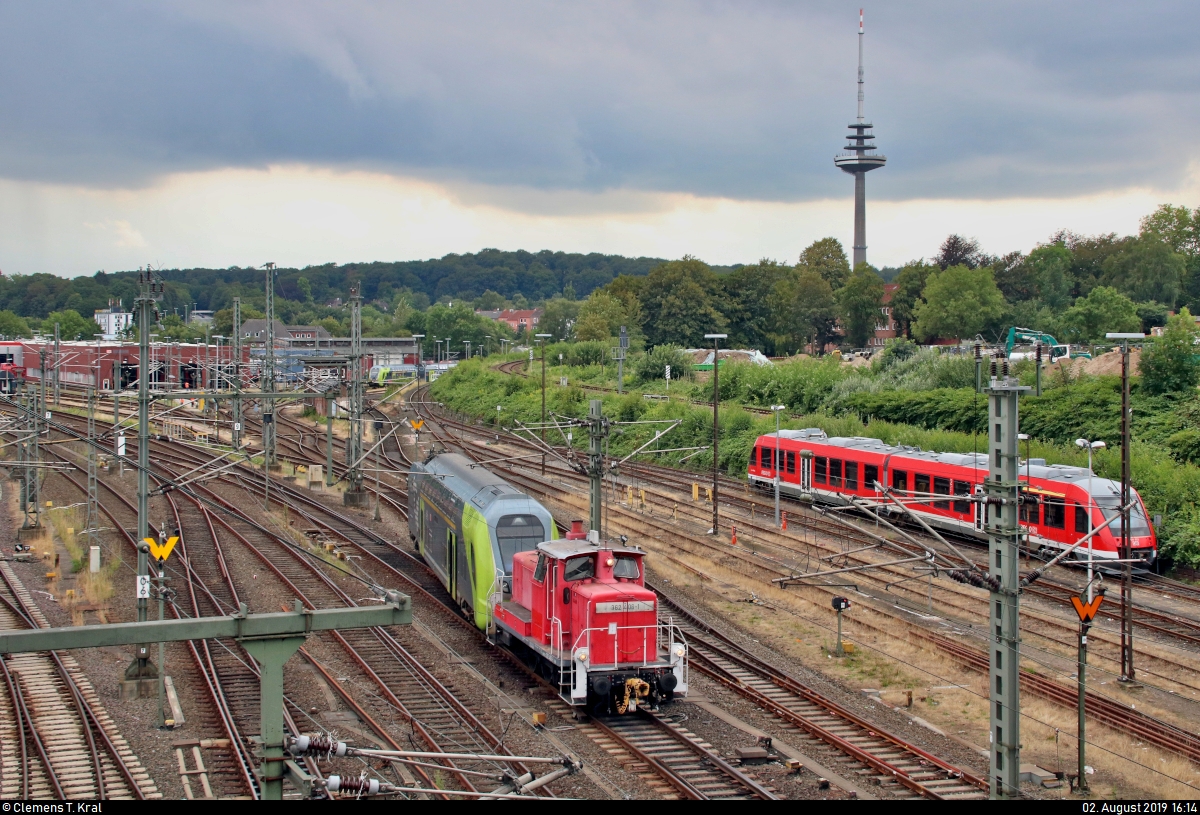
<box><xmin>0</xmin><ymin>1</ymin><xmax>1195</xmax><ymax>204</ymax></box>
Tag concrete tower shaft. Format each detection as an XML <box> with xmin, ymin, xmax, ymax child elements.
<box><xmin>834</xmin><ymin>9</ymin><xmax>885</xmax><ymax>268</ymax></box>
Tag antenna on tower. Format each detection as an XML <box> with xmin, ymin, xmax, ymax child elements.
<box><xmin>857</xmin><ymin>9</ymin><xmax>865</xmax><ymax>123</ymax></box>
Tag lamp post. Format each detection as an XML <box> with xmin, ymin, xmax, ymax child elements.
<box><xmin>771</xmin><ymin>405</ymin><xmax>786</xmax><ymax>527</ymax></box>
<box><xmin>536</xmin><ymin>333</ymin><xmax>552</xmax><ymax>476</ymax></box>
<box><xmin>1075</xmin><ymin>438</ymin><xmax>1107</xmax><ymax>602</ymax></box>
<box><xmin>485</xmin><ymin>335</ymin><xmax>492</xmax><ymax>357</ymax></box>
<box><xmin>704</xmin><ymin>333</ymin><xmax>727</xmax><ymax>535</ymax></box>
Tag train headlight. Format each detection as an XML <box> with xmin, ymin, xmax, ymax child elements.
<box><xmin>575</xmin><ymin>649</ymin><xmax>588</xmax><ymax>662</ymax></box>
<box><xmin>672</xmin><ymin>644</ymin><xmax>686</xmax><ymax>658</ymax></box>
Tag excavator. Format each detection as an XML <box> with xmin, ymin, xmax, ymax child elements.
<box><xmin>1005</xmin><ymin>327</ymin><xmax>1091</xmax><ymax>364</ymax></box>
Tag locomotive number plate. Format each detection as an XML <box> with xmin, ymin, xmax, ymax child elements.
<box><xmin>596</xmin><ymin>601</ymin><xmax>655</xmax><ymax>613</ymax></box>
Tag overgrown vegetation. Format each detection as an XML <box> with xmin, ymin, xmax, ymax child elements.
<box><xmin>434</xmin><ymin>353</ymin><xmax>1200</xmax><ymax>569</ymax></box>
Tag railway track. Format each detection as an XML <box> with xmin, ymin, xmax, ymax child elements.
<box><xmin>653</xmin><ymin>590</ymin><xmax>988</xmax><ymax>799</ymax></box>
<box><xmin>0</xmin><ymin>564</ymin><xmax>159</xmax><ymax>800</ymax></box>
<box><xmin>401</xmin><ymin>391</ymin><xmax>998</xmax><ymax>798</ymax></box>
<box><xmin>15</xmin><ymin>406</ymin><xmax>563</xmax><ymax>799</ymax></box>
<box><xmin>591</xmin><ymin>711</ymin><xmax>779</xmax><ymax>800</ymax></box>
<box><xmin>406</xmin><ymin>389</ymin><xmax>1200</xmax><ymax>779</ymax></box>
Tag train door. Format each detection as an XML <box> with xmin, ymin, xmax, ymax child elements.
<box><xmin>800</xmin><ymin>453</ymin><xmax>812</xmax><ymax>491</ymax></box>
<box><xmin>447</xmin><ymin>529</ymin><xmax>457</xmax><ymax>599</ymax></box>
<box><xmin>456</xmin><ymin>530</ymin><xmax>472</xmax><ymax>611</ymax></box>
<box><xmin>973</xmin><ymin>484</ymin><xmax>985</xmax><ymax>531</ymax></box>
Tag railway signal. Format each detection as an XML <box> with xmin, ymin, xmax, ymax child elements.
<box><xmin>1073</xmin><ymin>587</ymin><xmax>1104</xmax><ymax>793</ymax></box>
<box><xmin>832</xmin><ymin>597</ymin><xmax>851</xmax><ymax>656</ymax></box>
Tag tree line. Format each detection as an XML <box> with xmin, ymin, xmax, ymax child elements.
<box><xmin>0</xmin><ymin>203</ymin><xmax>1196</xmax><ymax>354</ymax></box>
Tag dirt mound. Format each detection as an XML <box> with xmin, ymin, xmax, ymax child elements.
<box><xmin>1081</xmin><ymin>348</ymin><xmax>1140</xmax><ymax>377</ymax></box>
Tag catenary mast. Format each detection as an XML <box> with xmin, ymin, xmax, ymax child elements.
<box><xmin>834</xmin><ymin>9</ymin><xmax>886</xmax><ymax>268</ymax></box>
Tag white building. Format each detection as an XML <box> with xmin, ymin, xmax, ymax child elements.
<box><xmin>94</xmin><ymin>300</ymin><xmax>133</xmax><ymax>340</ymax></box>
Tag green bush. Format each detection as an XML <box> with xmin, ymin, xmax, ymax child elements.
<box><xmin>634</xmin><ymin>344</ymin><xmax>694</xmax><ymax>384</ymax></box>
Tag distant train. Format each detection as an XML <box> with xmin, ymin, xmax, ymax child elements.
<box><xmin>0</xmin><ymin>361</ymin><xmax>22</xmax><ymax>395</ymax></box>
<box><xmin>408</xmin><ymin>453</ymin><xmax>688</xmax><ymax>713</ymax></box>
<box><xmin>748</xmin><ymin>428</ymin><xmax>1156</xmax><ymax>564</ymax></box>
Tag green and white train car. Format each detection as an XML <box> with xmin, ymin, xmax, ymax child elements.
<box><xmin>408</xmin><ymin>452</ymin><xmax>558</xmax><ymax>630</ymax></box>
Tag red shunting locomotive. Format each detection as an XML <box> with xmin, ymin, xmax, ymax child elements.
<box><xmin>493</xmin><ymin>521</ymin><xmax>688</xmax><ymax>714</ymax></box>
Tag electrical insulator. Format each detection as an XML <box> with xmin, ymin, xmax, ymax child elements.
<box><xmin>989</xmin><ymin>358</ymin><xmax>997</xmax><ymax>379</ymax></box>
<box><xmin>1035</xmin><ymin>343</ymin><xmax>1043</xmax><ymax>365</ymax></box>
<box><xmin>289</xmin><ymin>734</ymin><xmax>347</xmax><ymax>757</ymax></box>
<box><xmin>325</xmin><ymin>775</ymin><xmax>380</xmax><ymax>796</ymax></box>
<box><xmin>974</xmin><ymin>341</ymin><xmax>982</xmax><ymax>360</ymax></box>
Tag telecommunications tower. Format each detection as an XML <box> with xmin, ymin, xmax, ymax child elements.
<box><xmin>834</xmin><ymin>9</ymin><xmax>886</xmax><ymax>268</ymax></box>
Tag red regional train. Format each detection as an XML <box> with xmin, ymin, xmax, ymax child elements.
<box><xmin>493</xmin><ymin>520</ymin><xmax>688</xmax><ymax>715</ymax></box>
<box><xmin>748</xmin><ymin>429</ymin><xmax>1156</xmax><ymax>564</ymax></box>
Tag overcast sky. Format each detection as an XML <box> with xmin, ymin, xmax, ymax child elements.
<box><xmin>1</xmin><ymin>1</ymin><xmax>1197</xmax><ymax>276</ymax></box>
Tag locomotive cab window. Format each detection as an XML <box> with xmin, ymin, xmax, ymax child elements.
<box><xmin>533</xmin><ymin>553</ymin><xmax>548</xmax><ymax>583</ymax></box>
<box><xmin>933</xmin><ymin>477</ymin><xmax>951</xmax><ymax>509</ymax></box>
<box><xmin>1044</xmin><ymin>499</ymin><xmax>1066</xmax><ymax>529</ymax></box>
<box><xmin>496</xmin><ymin>515</ymin><xmax>546</xmax><ymax>572</ymax></box>
<box><xmin>864</xmin><ymin>464</ymin><xmax>879</xmax><ymax>490</ymax></box>
<box><xmin>845</xmin><ymin>462</ymin><xmax>859</xmax><ymax>491</ymax></box>
<box><xmin>564</xmin><ymin>555</ymin><xmax>595</xmax><ymax>582</ymax></box>
<box><xmin>786</xmin><ymin>451</ymin><xmax>796</xmax><ymax>474</ymax></box>
<box><xmin>815</xmin><ymin>457</ymin><xmax>828</xmax><ymax>484</ymax></box>
<box><xmin>829</xmin><ymin>459</ymin><xmax>843</xmax><ymax>488</ymax></box>
<box><xmin>892</xmin><ymin>470</ymin><xmax>907</xmax><ymax>493</ymax></box>
<box><xmin>613</xmin><ymin>557</ymin><xmax>640</xmax><ymax>579</ymax></box>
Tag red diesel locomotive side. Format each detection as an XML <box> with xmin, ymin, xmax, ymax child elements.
<box><xmin>748</xmin><ymin>428</ymin><xmax>1156</xmax><ymax>564</ymax></box>
<box><xmin>493</xmin><ymin>521</ymin><xmax>688</xmax><ymax>715</ymax></box>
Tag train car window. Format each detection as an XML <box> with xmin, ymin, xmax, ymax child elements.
<box><xmin>763</xmin><ymin>448</ymin><xmax>774</xmax><ymax>470</ymax></box>
<box><xmin>786</xmin><ymin>451</ymin><xmax>796</xmax><ymax>474</ymax></box>
<box><xmin>933</xmin><ymin>477</ymin><xmax>951</xmax><ymax>509</ymax></box>
<box><xmin>892</xmin><ymin>470</ymin><xmax>907</xmax><ymax>493</ymax></box>
<box><xmin>829</xmin><ymin>459</ymin><xmax>843</xmax><ymax>488</ymax></box>
<box><xmin>953</xmin><ymin>480</ymin><xmax>971</xmax><ymax>514</ymax></box>
<box><xmin>613</xmin><ymin>557</ymin><xmax>640</xmax><ymax>579</ymax></box>
<box><xmin>1019</xmin><ymin>494</ymin><xmax>1040</xmax><ymax>524</ymax></box>
<box><xmin>1075</xmin><ymin>504</ymin><xmax>1089</xmax><ymax>534</ymax></box>
<box><xmin>496</xmin><ymin>515</ymin><xmax>546</xmax><ymax>572</ymax></box>
<box><xmin>914</xmin><ymin>473</ymin><xmax>930</xmax><ymax>500</ymax></box>
<box><xmin>564</xmin><ymin>555</ymin><xmax>595</xmax><ymax>581</ymax></box>
<box><xmin>815</xmin><ymin>457</ymin><xmax>828</xmax><ymax>483</ymax></box>
<box><xmin>864</xmin><ymin>464</ymin><xmax>879</xmax><ymax>490</ymax></box>
<box><xmin>845</xmin><ymin>462</ymin><xmax>858</xmax><ymax>491</ymax></box>
<box><xmin>1044</xmin><ymin>499</ymin><xmax>1066</xmax><ymax>529</ymax></box>
<box><xmin>533</xmin><ymin>553</ymin><xmax>547</xmax><ymax>583</ymax></box>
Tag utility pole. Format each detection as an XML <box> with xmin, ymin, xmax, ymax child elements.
<box><xmin>536</xmin><ymin>333</ymin><xmax>552</xmax><ymax>476</ymax></box>
<box><xmin>412</xmin><ymin>334</ymin><xmax>425</xmax><ymax>383</ymax></box>
<box><xmin>85</xmin><ymin>386</ymin><xmax>99</xmax><ymax>559</ymax></box>
<box><xmin>614</xmin><ymin>326</ymin><xmax>628</xmax><ymax>394</ymax></box>
<box><xmin>985</xmin><ymin>354</ymin><xmax>1028</xmax><ymax>799</ymax></box>
<box><xmin>344</xmin><ymin>287</ymin><xmax>368</xmax><ymax>507</ymax></box>
<box><xmin>705</xmin><ymin>334</ymin><xmax>727</xmax><ymax>535</ymax></box>
<box><xmin>53</xmin><ymin>322</ymin><xmax>60</xmax><ymax>406</ymax></box>
<box><xmin>772</xmin><ymin>405</ymin><xmax>785</xmax><ymax>527</ymax></box>
<box><xmin>232</xmin><ymin>297</ymin><xmax>243</xmax><ymax>449</ymax></box>
<box><xmin>326</xmin><ymin>394</ymin><xmax>335</xmax><ymax>488</ymax></box>
<box><xmin>1107</xmin><ymin>332</ymin><xmax>1143</xmax><ymax>682</ymax></box>
<box><xmin>127</xmin><ymin>267</ymin><xmax>163</xmax><ymax>694</ymax></box>
<box><xmin>587</xmin><ymin>399</ymin><xmax>605</xmax><ymax>536</ymax></box>
<box><xmin>262</xmin><ymin>265</ymin><xmax>277</xmax><ymax>468</ymax></box>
